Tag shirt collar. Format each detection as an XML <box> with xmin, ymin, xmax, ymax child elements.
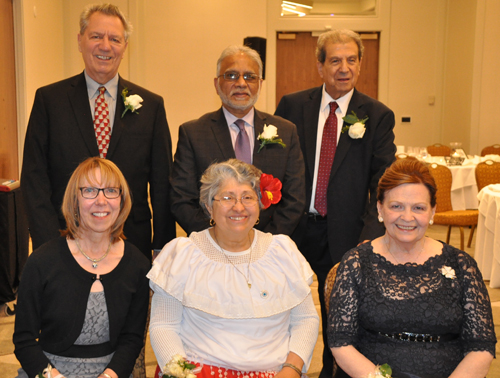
<box><xmin>85</xmin><ymin>71</ymin><xmax>119</xmax><ymax>100</ymax></box>
<box><xmin>222</xmin><ymin>106</ymin><xmax>255</xmax><ymax>127</ymax></box>
<box><xmin>320</xmin><ymin>85</ymin><xmax>355</xmax><ymax>116</ymax></box>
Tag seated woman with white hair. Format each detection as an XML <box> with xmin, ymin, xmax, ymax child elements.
<box><xmin>148</xmin><ymin>159</ymin><xmax>319</xmax><ymax>378</ymax></box>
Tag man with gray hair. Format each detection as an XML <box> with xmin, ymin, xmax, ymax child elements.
<box><xmin>171</xmin><ymin>45</ymin><xmax>305</xmax><ymax>236</ymax></box>
<box><xmin>275</xmin><ymin>29</ymin><xmax>396</xmax><ymax>378</ymax></box>
<box><xmin>21</xmin><ymin>3</ymin><xmax>176</xmax><ymax>263</ymax></box>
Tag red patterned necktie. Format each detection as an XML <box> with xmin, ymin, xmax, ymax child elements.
<box><xmin>314</xmin><ymin>101</ymin><xmax>339</xmax><ymax>217</ymax></box>
<box><xmin>93</xmin><ymin>86</ymin><xmax>111</xmax><ymax>158</ymax></box>
<box><xmin>234</xmin><ymin>119</ymin><xmax>252</xmax><ymax>164</ymax></box>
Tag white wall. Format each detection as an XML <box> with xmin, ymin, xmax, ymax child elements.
<box><xmin>470</xmin><ymin>0</ymin><xmax>500</xmax><ymax>155</ymax></box>
<box><xmin>14</xmin><ymin>0</ymin><xmax>65</xmax><ymax>164</ymax></box>
<box><xmin>15</xmin><ymin>0</ymin><xmax>500</xmax><ymax>167</ymax></box>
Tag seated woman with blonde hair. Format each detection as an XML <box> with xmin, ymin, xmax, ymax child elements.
<box><xmin>148</xmin><ymin>159</ymin><xmax>319</xmax><ymax>378</ymax></box>
<box><xmin>328</xmin><ymin>158</ymin><xmax>496</xmax><ymax>378</ymax></box>
<box><xmin>14</xmin><ymin>157</ymin><xmax>150</xmax><ymax>378</ymax></box>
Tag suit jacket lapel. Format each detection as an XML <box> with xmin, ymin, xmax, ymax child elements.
<box><xmin>211</xmin><ymin>108</ymin><xmax>237</xmax><ymax>160</ymax></box>
<box><xmin>68</xmin><ymin>73</ymin><xmax>100</xmax><ymax>156</ymax></box>
<box><xmin>252</xmin><ymin>109</ymin><xmax>266</xmax><ymax>167</ymax></box>
<box><xmin>304</xmin><ymin>87</ymin><xmax>322</xmax><ymax>182</ymax></box>
<box><xmin>106</xmin><ymin>77</ymin><xmax>126</xmax><ymax>159</ymax></box>
<box><xmin>329</xmin><ymin>89</ymin><xmax>361</xmax><ymax>179</ymax></box>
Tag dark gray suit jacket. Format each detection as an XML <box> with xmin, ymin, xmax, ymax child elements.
<box><xmin>170</xmin><ymin>107</ymin><xmax>306</xmax><ymax>236</ymax></box>
<box><xmin>21</xmin><ymin>72</ymin><xmax>176</xmax><ymax>258</ymax></box>
<box><xmin>275</xmin><ymin>87</ymin><xmax>396</xmax><ymax>263</ymax></box>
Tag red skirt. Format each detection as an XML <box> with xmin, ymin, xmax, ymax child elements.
<box><xmin>154</xmin><ymin>363</ymin><xmax>278</xmax><ymax>378</ymax></box>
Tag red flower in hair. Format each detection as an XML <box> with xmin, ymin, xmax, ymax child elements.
<box><xmin>260</xmin><ymin>173</ymin><xmax>282</xmax><ymax>209</ymax></box>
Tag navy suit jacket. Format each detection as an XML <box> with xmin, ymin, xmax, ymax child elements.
<box><xmin>275</xmin><ymin>87</ymin><xmax>396</xmax><ymax>263</ymax></box>
<box><xmin>170</xmin><ymin>107</ymin><xmax>306</xmax><ymax>236</ymax></box>
<box><xmin>21</xmin><ymin>72</ymin><xmax>176</xmax><ymax>257</ymax></box>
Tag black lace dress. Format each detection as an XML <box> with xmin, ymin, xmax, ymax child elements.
<box><xmin>327</xmin><ymin>241</ymin><xmax>496</xmax><ymax>378</ymax></box>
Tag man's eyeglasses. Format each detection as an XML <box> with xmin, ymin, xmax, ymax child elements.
<box><xmin>79</xmin><ymin>187</ymin><xmax>121</xmax><ymax>199</ymax></box>
<box><xmin>218</xmin><ymin>72</ymin><xmax>261</xmax><ymax>83</ymax></box>
<box><xmin>213</xmin><ymin>195</ymin><xmax>258</xmax><ymax>208</ymax></box>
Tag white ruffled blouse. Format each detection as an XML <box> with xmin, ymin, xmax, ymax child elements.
<box><xmin>147</xmin><ymin>229</ymin><xmax>318</xmax><ymax>371</ymax></box>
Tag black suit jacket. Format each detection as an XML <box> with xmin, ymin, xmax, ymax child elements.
<box><xmin>275</xmin><ymin>87</ymin><xmax>396</xmax><ymax>263</ymax></box>
<box><xmin>21</xmin><ymin>72</ymin><xmax>176</xmax><ymax>257</ymax></box>
<box><xmin>170</xmin><ymin>107</ymin><xmax>306</xmax><ymax>236</ymax></box>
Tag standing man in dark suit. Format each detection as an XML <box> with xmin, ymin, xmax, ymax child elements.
<box><xmin>275</xmin><ymin>30</ymin><xmax>396</xmax><ymax>378</ymax></box>
<box><xmin>171</xmin><ymin>45</ymin><xmax>305</xmax><ymax>236</ymax></box>
<box><xmin>21</xmin><ymin>3</ymin><xmax>175</xmax><ymax>262</ymax></box>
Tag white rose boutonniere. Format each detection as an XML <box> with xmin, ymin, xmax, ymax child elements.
<box><xmin>121</xmin><ymin>88</ymin><xmax>143</xmax><ymax>118</ymax></box>
<box><xmin>440</xmin><ymin>266</ymin><xmax>456</xmax><ymax>279</ymax></box>
<box><xmin>257</xmin><ymin>124</ymin><xmax>286</xmax><ymax>152</ymax></box>
<box><xmin>342</xmin><ymin>111</ymin><xmax>369</xmax><ymax>139</ymax></box>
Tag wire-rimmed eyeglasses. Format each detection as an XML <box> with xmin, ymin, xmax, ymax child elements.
<box><xmin>217</xmin><ymin>72</ymin><xmax>261</xmax><ymax>83</ymax></box>
<box><xmin>79</xmin><ymin>187</ymin><xmax>121</xmax><ymax>199</ymax></box>
<box><xmin>213</xmin><ymin>195</ymin><xmax>258</xmax><ymax>208</ymax></box>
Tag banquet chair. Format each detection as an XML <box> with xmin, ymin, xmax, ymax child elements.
<box><xmin>428</xmin><ymin>163</ymin><xmax>478</xmax><ymax>250</ymax></box>
<box><xmin>324</xmin><ymin>262</ymin><xmax>340</xmax><ymax>377</ymax></box>
<box><xmin>481</xmin><ymin>144</ymin><xmax>500</xmax><ymax>156</ymax></box>
<box><xmin>475</xmin><ymin>160</ymin><xmax>500</xmax><ymax>192</ymax></box>
<box><xmin>427</xmin><ymin>143</ymin><xmax>451</xmax><ymax>156</ymax></box>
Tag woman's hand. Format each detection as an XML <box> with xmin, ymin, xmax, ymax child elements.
<box><xmin>99</xmin><ymin>368</ymin><xmax>118</xmax><ymax>378</ymax></box>
<box><xmin>276</xmin><ymin>352</ymin><xmax>304</xmax><ymax>378</ymax></box>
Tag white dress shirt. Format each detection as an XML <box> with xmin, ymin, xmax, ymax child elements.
<box><xmin>309</xmin><ymin>86</ymin><xmax>355</xmax><ymax>214</ymax></box>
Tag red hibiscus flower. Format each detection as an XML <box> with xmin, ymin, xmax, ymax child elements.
<box><xmin>260</xmin><ymin>173</ymin><xmax>282</xmax><ymax>209</ymax></box>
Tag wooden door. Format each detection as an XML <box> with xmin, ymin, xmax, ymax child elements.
<box><xmin>276</xmin><ymin>31</ymin><xmax>379</xmax><ymax>107</ymax></box>
<box><xmin>0</xmin><ymin>0</ymin><xmax>18</xmax><ymax>179</ymax></box>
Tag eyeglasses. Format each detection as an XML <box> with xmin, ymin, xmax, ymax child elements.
<box><xmin>213</xmin><ymin>195</ymin><xmax>259</xmax><ymax>208</ymax></box>
<box><xmin>79</xmin><ymin>187</ymin><xmax>121</xmax><ymax>199</ymax></box>
<box><xmin>218</xmin><ymin>72</ymin><xmax>261</xmax><ymax>83</ymax></box>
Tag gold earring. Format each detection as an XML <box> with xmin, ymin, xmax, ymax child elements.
<box><xmin>209</xmin><ymin>219</ymin><xmax>215</xmax><ymax>226</ymax></box>
<box><xmin>255</xmin><ymin>218</ymin><xmax>260</xmax><ymax>225</ymax></box>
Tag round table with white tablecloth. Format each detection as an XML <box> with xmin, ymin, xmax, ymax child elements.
<box><xmin>474</xmin><ymin>184</ymin><xmax>500</xmax><ymax>288</ymax></box>
<box><xmin>424</xmin><ymin>156</ymin><xmax>479</xmax><ymax>210</ymax></box>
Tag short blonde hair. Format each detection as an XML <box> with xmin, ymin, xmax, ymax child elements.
<box><xmin>61</xmin><ymin>157</ymin><xmax>132</xmax><ymax>242</ymax></box>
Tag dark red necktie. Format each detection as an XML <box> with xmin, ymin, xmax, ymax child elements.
<box><xmin>314</xmin><ymin>102</ymin><xmax>339</xmax><ymax>216</ymax></box>
<box><xmin>93</xmin><ymin>86</ymin><xmax>111</xmax><ymax>158</ymax></box>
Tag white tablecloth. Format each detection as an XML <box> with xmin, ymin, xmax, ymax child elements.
<box><xmin>474</xmin><ymin>184</ymin><xmax>500</xmax><ymax>288</ymax></box>
<box><xmin>425</xmin><ymin>157</ymin><xmax>478</xmax><ymax>210</ymax></box>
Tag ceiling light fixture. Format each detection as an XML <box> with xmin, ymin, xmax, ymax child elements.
<box><xmin>283</xmin><ymin>1</ymin><xmax>313</xmax><ymax>9</ymax></box>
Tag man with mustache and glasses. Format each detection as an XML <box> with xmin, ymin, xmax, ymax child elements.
<box><xmin>170</xmin><ymin>45</ymin><xmax>305</xmax><ymax>237</ymax></box>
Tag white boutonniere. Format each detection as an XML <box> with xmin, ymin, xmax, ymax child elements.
<box><xmin>121</xmin><ymin>88</ymin><xmax>143</xmax><ymax>118</ymax></box>
<box><xmin>440</xmin><ymin>266</ymin><xmax>456</xmax><ymax>279</ymax></box>
<box><xmin>342</xmin><ymin>111</ymin><xmax>369</xmax><ymax>139</ymax></box>
<box><xmin>257</xmin><ymin>124</ymin><xmax>286</xmax><ymax>152</ymax></box>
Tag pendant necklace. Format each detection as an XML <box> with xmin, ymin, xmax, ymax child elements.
<box><xmin>75</xmin><ymin>238</ymin><xmax>112</xmax><ymax>268</ymax></box>
<box><xmin>213</xmin><ymin>231</ymin><xmax>252</xmax><ymax>289</ymax></box>
<box><xmin>384</xmin><ymin>236</ymin><xmax>426</xmax><ymax>265</ymax></box>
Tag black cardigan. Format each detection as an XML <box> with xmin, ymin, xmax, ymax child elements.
<box><xmin>13</xmin><ymin>237</ymin><xmax>150</xmax><ymax>377</ymax></box>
